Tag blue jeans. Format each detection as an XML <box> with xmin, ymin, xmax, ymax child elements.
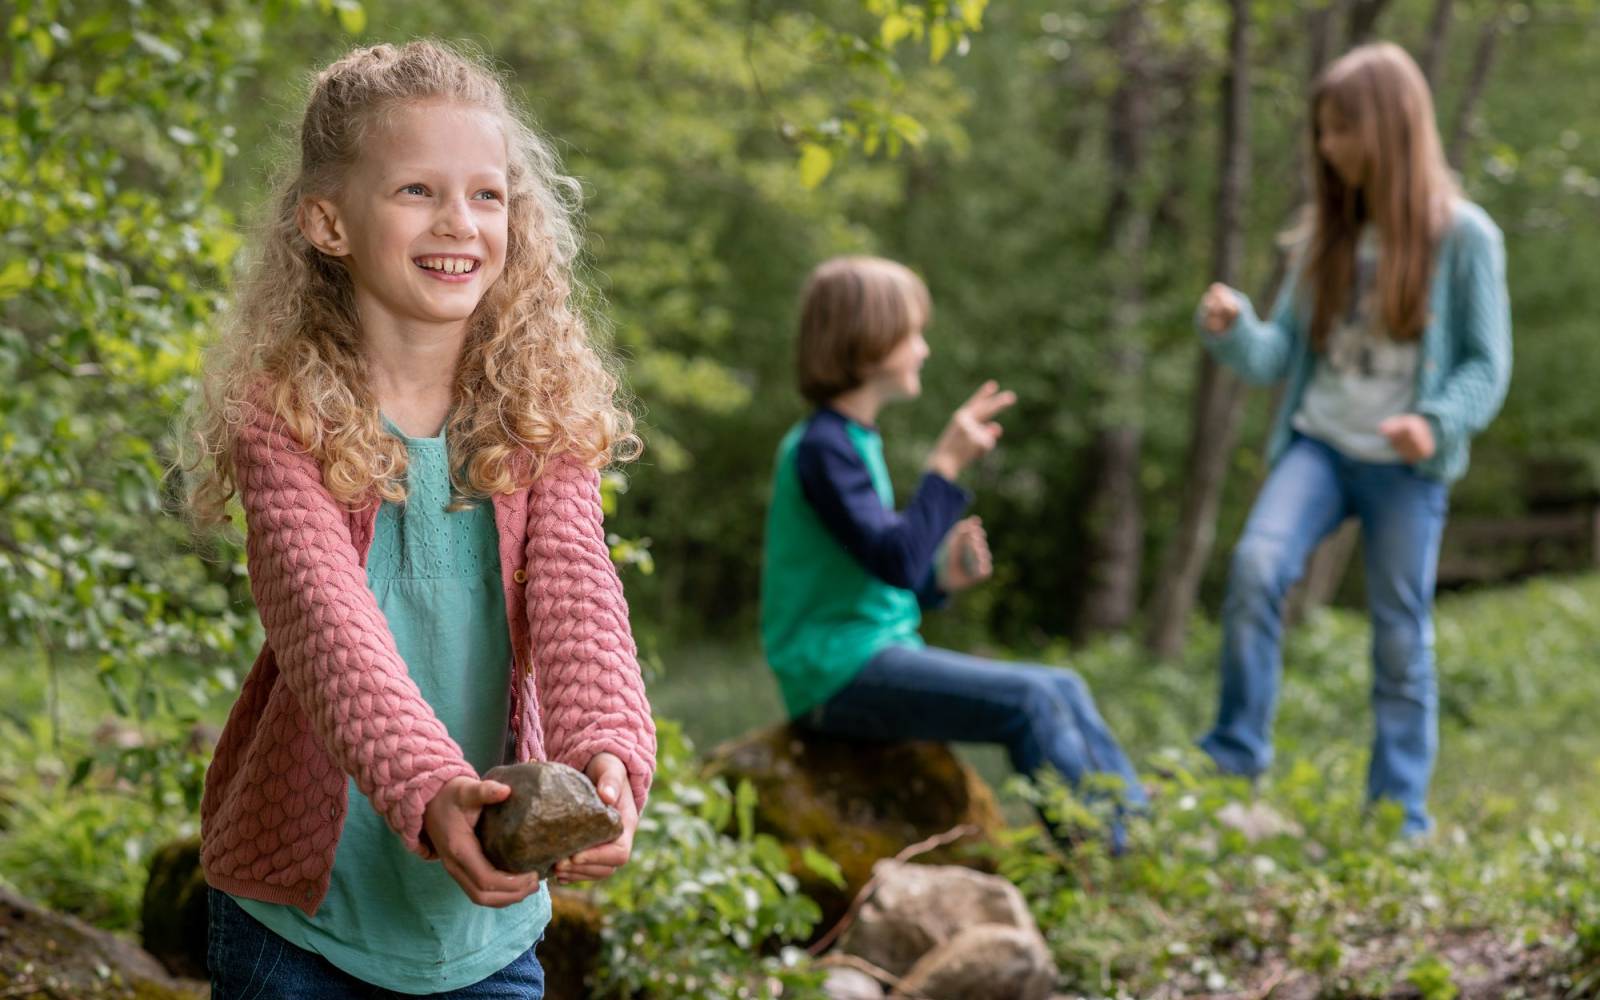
<box><xmin>207</xmin><ymin>889</ymin><xmax>545</xmax><ymax>999</ymax></box>
<box><xmin>801</xmin><ymin>644</ymin><xmax>1147</xmax><ymax>812</ymax></box>
<box><xmin>1199</xmin><ymin>433</ymin><xmax>1449</xmax><ymax>835</ymax></box>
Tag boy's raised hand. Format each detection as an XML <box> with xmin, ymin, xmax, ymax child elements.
<box><xmin>424</xmin><ymin>776</ymin><xmax>543</xmax><ymax>907</ymax></box>
<box><xmin>937</xmin><ymin>516</ymin><xmax>993</xmax><ymax>593</ymax></box>
<box><xmin>927</xmin><ymin>380</ymin><xmax>1017</xmax><ymax>481</ymax></box>
<box><xmin>1200</xmin><ymin>282</ymin><xmax>1241</xmax><ymax>335</ymax></box>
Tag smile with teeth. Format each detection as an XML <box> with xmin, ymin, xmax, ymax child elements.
<box><xmin>414</xmin><ymin>256</ymin><xmax>480</xmax><ymax>275</ymax></box>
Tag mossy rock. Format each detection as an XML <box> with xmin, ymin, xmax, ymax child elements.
<box><xmin>704</xmin><ymin>725</ymin><xmax>1007</xmax><ymax>934</ymax></box>
<box><xmin>541</xmin><ymin>887</ymin><xmax>602</xmax><ymax>1000</ymax></box>
<box><xmin>141</xmin><ymin>837</ymin><xmax>207</xmax><ymax>980</ymax></box>
<box><xmin>0</xmin><ymin>888</ymin><xmax>206</xmax><ymax>999</ymax></box>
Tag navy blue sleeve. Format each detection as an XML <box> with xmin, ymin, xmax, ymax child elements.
<box><xmin>794</xmin><ymin>419</ymin><xmax>970</xmax><ymax>591</ymax></box>
<box><xmin>914</xmin><ymin>561</ymin><xmax>950</xmax><ymax>610</ymax></box>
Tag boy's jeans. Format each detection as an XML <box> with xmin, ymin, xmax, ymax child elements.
<box><xmin>1199</xmin><ymin>433</ymin><xmax>1449</xmax><ymax>836</ymax></box>
<box><xmin>207</xmin><ymin>889</ymin><xmax>545</xmax><ymax>999</ymax></box>
<box><xmin>801</xmin><ymin>643</ymin><xmax>1148</xmax><ymax>812</ymax></box>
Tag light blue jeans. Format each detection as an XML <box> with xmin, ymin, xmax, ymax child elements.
<box><xmin>802</xmin><ymin>644</ymin><xmax>1148</xmax><ymax>813</ymax></box>
<box><xmin>1199</xmin><ymin>433</ymin><xmax>1449</xmax><ymax>835</ymax></box>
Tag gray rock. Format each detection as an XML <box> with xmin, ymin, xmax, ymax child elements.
<box><xmin>476</xmin><ymin>762</ymin><xmax>622</xmax><ymax>876</ymax></box>
<box><xmin>891</xmin><ymin>923</ymin><xmax>1056</xmax><ymax>1000</ymax></box>
<box><xmin>1216</xmin><ymin>800</ymin><xmax>1303</xmax><ymax>842</ymax></box>
<box><xmin>839</xmin><ymin>860</ymin><xmax>1038</xmax><ymax>977</ymax></box>
<box><xmin>2</xmin><ymin>887</ymin><xmax>205</xmax><ymax>999</ymax></box>
<box><xmin>823</xmin><ymin>966</ymin><xmax>887</xmax><ymax>999</ymax></box>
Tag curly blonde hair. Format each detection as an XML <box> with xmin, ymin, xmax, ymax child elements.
<box><xmin>180</xmin><ymin>39</ymin><xmax>637</xmax><ymax>528</ymax></box>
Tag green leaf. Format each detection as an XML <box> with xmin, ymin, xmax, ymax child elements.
<box><xmin>0</xmin><ymin>258</ymin><xmax>31</xmax><ymax>301</ymax></box>
<box><xmin>797</xmin><ymin>142</ymin><xmax>833</xmax><ymax>189</ymax></box>
<box><xmin>880</xmin><ymin>13</ymin><xmax>913</xmax><ymax>48</ymax></box>
<box><xmin>336</xmin><ymin>1</ymin><xmax>366</xmax><ymax>35</ymax></box>
<box><xmin>31</xmin><ymin>26</ymin><xmax>53</xmax><ymax>59</ymax></box>
<box><xmin>735</xmin><ymin>778</ymin><xmax>756</xmax><ymax>841</ymax></box>
<box><xmin>68</xmin><ymin>756</ymin><xmax>94</xmax><ymax>788</ymax></box>
<box><xmin>800</xmin><ymin>846</ymin><xmax>845</xmax><ymax>889</ymax></box>
<box><xmin>930</xmin><ymin>22</ymin><xmax>951</xmax><ymax>63</ymax></box>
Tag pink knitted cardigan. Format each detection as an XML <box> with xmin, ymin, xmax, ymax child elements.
<box><xmin>199</xmin><ymin>407</ymin><xmax>656</xmax><ymax>915</ymax></box>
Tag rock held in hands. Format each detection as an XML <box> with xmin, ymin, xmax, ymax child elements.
<box><xmin>476</xmin><ymin>762</ymin><xmax>622</xmax><ymax>876</ymax></box>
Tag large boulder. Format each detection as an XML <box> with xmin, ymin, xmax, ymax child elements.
<box><xmin>838</xmin><ymin>860</ymin><xmax>1038</xmax><ymax>978</ymax></box>
<box><xmin>704</xmin><ymin>726</ymin><xmax>1007</xmax><ymax>932</ymax></box>
<box><xmin>891</xmin><ymin>923</ymin><xmax>1056</xmax><ymax>1000</ymax></box>
<box><xmin>1</xmin><ymin>887</ymin><xmax>205</xmax><ymax>999</ymax></box>
<box><xmin>141</xmin><ymin>836</ymin><xmax>208</xmax><ymax>979</ymax></box>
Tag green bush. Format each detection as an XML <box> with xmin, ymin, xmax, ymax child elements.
<box><xmin>591</xmin><ymin>718</ymin><xmax>827</xmax><ymax>999</ymax></box>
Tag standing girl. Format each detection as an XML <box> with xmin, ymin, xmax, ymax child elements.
<box><xmin>1196</xmin><ymin>42</ymin><xmax>1511</xmax><ymax>836</ymax></box>
<box><xmin>182</xmin><ymin>41</ymin><xmax>654</xmax><ymax>997</ymax></box>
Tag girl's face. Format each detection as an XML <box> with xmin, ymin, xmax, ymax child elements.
<box><xmin>305</xmin><ymin>100</ymin><xmax>509</xmax><ymax>331</ymax></box>
<box><xmin>1316</xmin><ymin>98</ymin><xmax>1370</xmax><ymax>189</ymax></box>
<box><xmin>868</xmin><ymin>327</ymin><xmax>930</xmax><ymax>402</ymax></box>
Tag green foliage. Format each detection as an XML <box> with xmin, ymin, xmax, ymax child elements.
<box><xmin>1</xmin><ymin>0</ymin><xmax>274</xmax><ymax>656</ymax></box>
<box><xmin>1404</xmin><ymin>953</ymin><xmax>1460</xmax><ymax>1000</ymax></box>
<box><xmin>591</xmin><ymin>719</ymin><xmax>826</xmax><ymax>999</ymax></box>
<box><xmin>0</xmin><ymin>647</ymin><xmax>224</xmax><ymax>931</ymax></box>
<box><xmin>782</xmin><ymin>0</ymin><xmax>989</xmax><ymax>186</ymax></box>
<box><xmin>950</xmin><ymin>573</ymin><xmax>1600</xmax><ymax>996</ymax></box>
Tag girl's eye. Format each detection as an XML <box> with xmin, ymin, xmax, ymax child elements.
<box><xmin>474</xmin><ymin>190</ymin><xmax>504</xmax><ymax>202</ymax></box>
<box><xmin>400</xmin><ymin>183</ymin><xmax>428</xmax><ymax>196</ymax></box>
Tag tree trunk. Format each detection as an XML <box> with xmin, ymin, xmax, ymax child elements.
<box><xmin>1345</xmin><ymin>0</ymin><xmax>1394</xmax><ymax>47</ymax></box>
<box><xmin>1421</xmin><ymin>0</ymin><xmax>1454</xmax><ymax>86</ymax></box>
<box><xmin>1144</xmin><ymin>0</ymin><xmax>1251</xmax><ymax>658</ymax></box>
<box><xmin>1448</xmin><ymin>0</ymin><xmax>1512</xmax><ymax>168</ymax></box>
<box><xmin>1074</xmin><ymin>1</ymin><xmax>1153</xmax><ymax>638</ymax></box>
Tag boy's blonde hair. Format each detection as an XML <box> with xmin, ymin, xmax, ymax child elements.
<box><xmin>180</xmin><ymin>40</ymin><xmax>637</xmax><ymax>527</ymax></box>
<box><xmin>796</xmin><ymin>256</ymin><xmax>931</xmax><ymax>405</ymax></box>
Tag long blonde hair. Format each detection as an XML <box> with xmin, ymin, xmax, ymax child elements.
<box><xmin>181</xmin><ymin>40</ymin><xmax>637</xmax><ymax>528</ymax></box>
<box><xmin>1306</xmin><ymin>42</ymin><xmax>1459</xmax><ymax>349</ymax></box>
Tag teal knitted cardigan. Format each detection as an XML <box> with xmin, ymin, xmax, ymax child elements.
<box><xmin>1203</xmin><ymin>200</ymin><xmax>1511</xmax><ymax>483</ymax></box>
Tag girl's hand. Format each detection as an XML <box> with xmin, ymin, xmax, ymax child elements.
<box><xmin>424</xmin><ymin>776</ymin><xmax>543</xmax><ymax>907</ymax></box>
<box><xmin>1378</xmin><ymin>414</ymin><xmax>1436</xmax><ymax>462</ymax></box>
<box><xmin>552</xmin><ymin>753</ymin><xmax>638</xmax><ymax>885</ymax></box>
<box><xmin>926</xmin><ymin>381</ymin><xmax>1017</xmax><ymax>481</ymax></box>
<box><xmin>937</xmin><ymin>517</ymin><xmax>993</xmax><ymax>593</ymax></box>
<box><xmin>1200</xmin><ymin>283</ymin><xmax>1241</xmax><ymax>335</ymax></box>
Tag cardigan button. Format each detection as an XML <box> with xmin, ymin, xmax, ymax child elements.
<box><xmin>513</xmin><ymin>569</ymin><xmax>527</xmax><ymax>584</ymax></box>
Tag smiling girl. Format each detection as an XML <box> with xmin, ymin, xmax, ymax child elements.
<box><xmin>1194</xmin><ymin>42</ymin><xmax>1511</xmax><ymax>836</ymax></box>
<box><xmin>181</xmin><ymin>41</ymin><xmax>654</xmax><ymax>997</ymax></box>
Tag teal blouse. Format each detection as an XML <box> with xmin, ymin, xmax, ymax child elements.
<box><xmin>234</xmin><ymin>417</ymin><xmax>549</xmax><ymax>993</ymax></box>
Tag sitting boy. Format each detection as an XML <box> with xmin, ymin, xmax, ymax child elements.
<box><xmin>759</xmin><ymin>256</ymin><xmax>1147</xmax><ymax>827</ymax></box>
